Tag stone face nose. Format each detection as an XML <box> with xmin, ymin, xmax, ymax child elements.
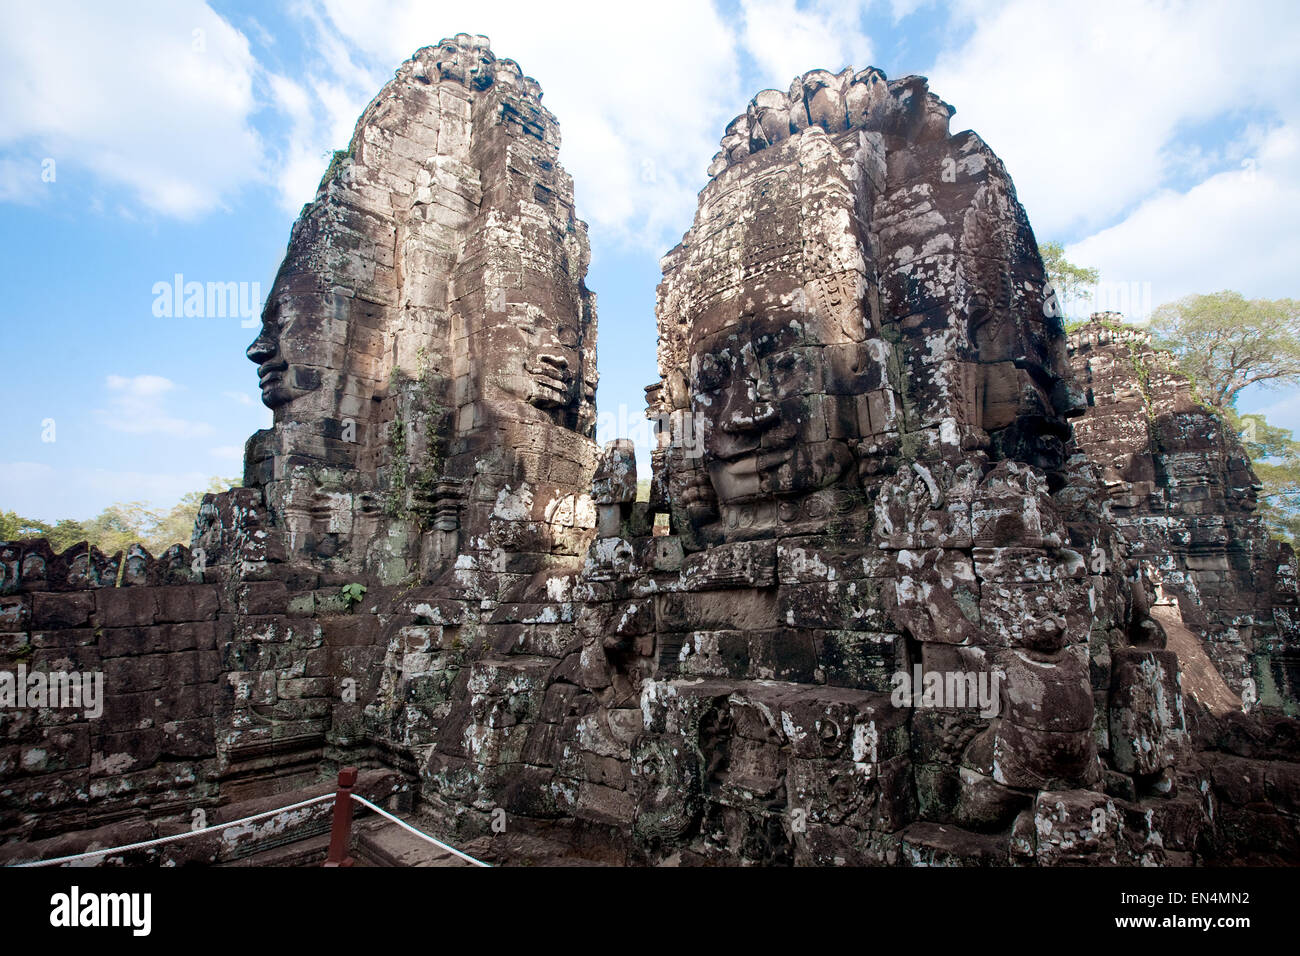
<box><xmin>538</xmin><ymin>352</ymin><xmax>570</xmax><ymax>371</ymax></box>
<box><xmin>722</xmin><ymin>401</ymin><xmax>778</xmax><ymax>434</ymax></box>
<box><xmin>1051</xmin><ymin>379</ymin><xmax>1088</xmax><ymax>419</ymax></box>
<box><xmin>246</xmin><ymin>334</ymin><xmax>275</xmax><ymax>364</ymax></box>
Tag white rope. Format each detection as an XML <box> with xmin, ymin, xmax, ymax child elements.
<box><xmin>10</xmin><ymin>790</ymin><xmax>492</xmax><ymax>869</ymax></box>
<box><xmin>349</xmin><ymin>794</ymin><xmax>491</xmax><ymax>867</ymax></box>
<box><xmin>13</xmin><ymin>793</ymin><xmax>336</xmax><ymax>867</ymax></box>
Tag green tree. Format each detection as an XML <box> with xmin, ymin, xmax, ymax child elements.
<box><xmin>47</xmin><ymin>519</ymin><xmax>91</xmax><ymax>552</ymax></box>
<box><xmin>1</xmin><ymin>476</ymin><xmax>239</xmax><ymax>554</ymax></box>
<box><xmin>146</xmin><ymin>476</ymin><xmax>239</xmax><ymax>553</ymax></box>
<box><xmin>1150</xmin><ymin>292</ymin><xmax>1300</xmax><ymax>411</ymax></box>
<box><xmin>0</xmin><ymin>511</ymin><xmax>51</xmax><ymax>540</ymax></box>
<box><xmin>82</xmin><ymin>502</ymin><xmax>156</xmax><ymax>556</ymax></box>
<box><xmin>1039</xmin><ymin>240</ymin><xmax>1100</xmax><ymax>317</ymax></box>
<box><xmin>1151</xmin><ymin>292</ymin><xmax>1300</xmax><ymax>548</ymax></box>
<box><xmin>1238</xmin><ymin>412</ymin><xmax>1300</xmax><ymax>546</ymax></box>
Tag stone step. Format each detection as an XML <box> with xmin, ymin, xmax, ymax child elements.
<box><xmin>352</xmin><ymin>817</ymin><xmax>476</xmax><ymax>867</ymax></box>
<box><xmin>219</xmin><ymin>832</ymin><xmax>331</xmax><ymax>867</ymax></box>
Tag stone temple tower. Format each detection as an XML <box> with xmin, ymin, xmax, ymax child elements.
<box><xmin>233</xmin><ymin>33</ymin><xmax>599</xmax><ymax>590</ymax></box>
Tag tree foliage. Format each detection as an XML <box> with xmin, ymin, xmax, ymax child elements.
<box><xmin>1152</xmin><ymin>291</ymin><xmax>1300</xmax><ymax>548</ymax></box>
<box><xmin>1237</xmin><ymin>412</ymin><xmax>1300</xmax><ymax>547</ymax></box>
<box><xmin>1039</xmin><ymin>240</ymin><xmax>1100</xmax><ymax>316</ymax></box>
<box><xmin>1</xmin><ymin>477</ymin><xmax>239</xmax><ymax>555</ymax></box>
<box><xmin>1151</xmin><ymin>292</ymin><xmax>1300</xmax><ymax>411</ymax></box>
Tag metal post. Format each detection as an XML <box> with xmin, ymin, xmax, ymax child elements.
<box><xmin>323</xmin><ymin>766</ymin><xmax>358</xmax><ymax>867</ymax></box>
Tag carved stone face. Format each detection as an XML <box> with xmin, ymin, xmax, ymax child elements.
<box><xmin>748</xmin><ymin>89</ymin><xmax>791</xmax><ymax>149</ymax></box>
<box><xmin>486</xmin><ymin>306</ymin><xmax>583</xmax><ymax>413</ymax></box>
<box><xmin>436</xmin><ymin>35</ymin><xmax>494</xmax><ymax>89</ymax></box>
<box><xmin>690</xmin><ymin>311</ymin><xmax>855</xmax><ymax>510</ymax></box>
<box><xmin>246</xmin><ymin>296</ymin><xmax>323</xmax><ymax>410</ymax></box>
<box><xmin>435</xmin><ymin>40</ymin><xmax>467</xmax><ymax>84</ymax></box>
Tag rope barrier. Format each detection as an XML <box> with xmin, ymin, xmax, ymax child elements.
<box><xmin>9</xmin><ymin>789</ymin><xmax>490</xmax><ymax>868</ymax></box>
<box><xmin>348</xmin><ymin>794</ymin><xmax>491</xmax><ymax>867</ymax></box>
<box><xmin>14</xmin><ymin>793</ymin><xmax>336</xmax><ymax>867</ymax></box>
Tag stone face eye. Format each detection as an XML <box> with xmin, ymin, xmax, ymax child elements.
<box><xmin>694</xmin><ymin>352</ymin><xmax>732</xmax><ymax>392</ymax></box>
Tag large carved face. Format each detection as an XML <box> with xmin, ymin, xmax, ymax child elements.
<box><xmin>690</xmin><ymin>310</ymin><xmax>857</xmax><ymax>509</ymax></box>
<box><xmin>484</xmin><ymin>303</ymin><xmax>585</xmax><ymax>418</ymax></box>
<box><xmin>246</xmin><ymin>295</ymin><xmax>323</xmax><ymax>410</ymax></box>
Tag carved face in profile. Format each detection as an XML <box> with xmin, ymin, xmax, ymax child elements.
<box><xmin>246</xmin><ymin>295</ymin><xmax>324</xmax><ymax>410</ymax></box>
<box><xmin>690</xmin><ymin>310</ymin><xmax>857</xmax><ymax>509</ymax></box>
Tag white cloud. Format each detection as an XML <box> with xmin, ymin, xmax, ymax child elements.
<box><xmin>283</xmin><ymin>0</ymin><xmax>744</xmax><ymax>249</ymax></box>
<box><xmin>1068</xmin><ymin>124</ymin><xmax>1300</xmax><ymax>319</ymax></box>
<box><xmin>927</xmin><ymin>0</ymin><xmax>1300</xmax><ymax>239</ymax></box>
<box><xmin>888</xmin><ymin>0</ymin><xmax>931</xmax><ymax>20</ymax></box>
<box><xmin>107</xmin><ymin>374</ymin><xmax>173</xmax><ymax>397</ymax></box>
<box><xmin>0</xmin><ymin>1</ymin><xmax>265</xmax><ymax>218</ymax></box>
<box><xmin>739</xmin><ymin>0</ymin><xmax>873</xmax><ymax>91</ymax></box>
<box><xmin>0</xmin><ymin>156</ymin><xmax>44</xmax><ymax>204</ymax></box>
<box><xmin>223</xmin><ymin>390</ymin><xmax>258</xmax><ymax>407</ymax></box>
<box><xmin>266</xmin><ymin>72</ymin><xmax>331</xmax><ymax>216</ymax></box>
<box><xmin>96</xmin><ymin>374</ymin><xmax>214</xmax><ymax>437</ymax></box>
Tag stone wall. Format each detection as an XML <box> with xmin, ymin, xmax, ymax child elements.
<box><xmin>0</xmin><ymin>536</ymin><xmax>393</xmax><ymax>842</ymax></box>
<box><xmin>0</xmin><ymin>540</ymin><xmax>223</xmax><ymax>839</ymax></box>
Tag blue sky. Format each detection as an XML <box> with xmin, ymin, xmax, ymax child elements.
<box><xmin>2</xmin><ymin>0</ymin><xmax>1298</xmax><ymax>522</ymax></box>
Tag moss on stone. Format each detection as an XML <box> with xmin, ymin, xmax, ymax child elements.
<box><xmin>319</xmin><ymin>148</ymin><xmax>351</xmax><ymax>192</ymax></box>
